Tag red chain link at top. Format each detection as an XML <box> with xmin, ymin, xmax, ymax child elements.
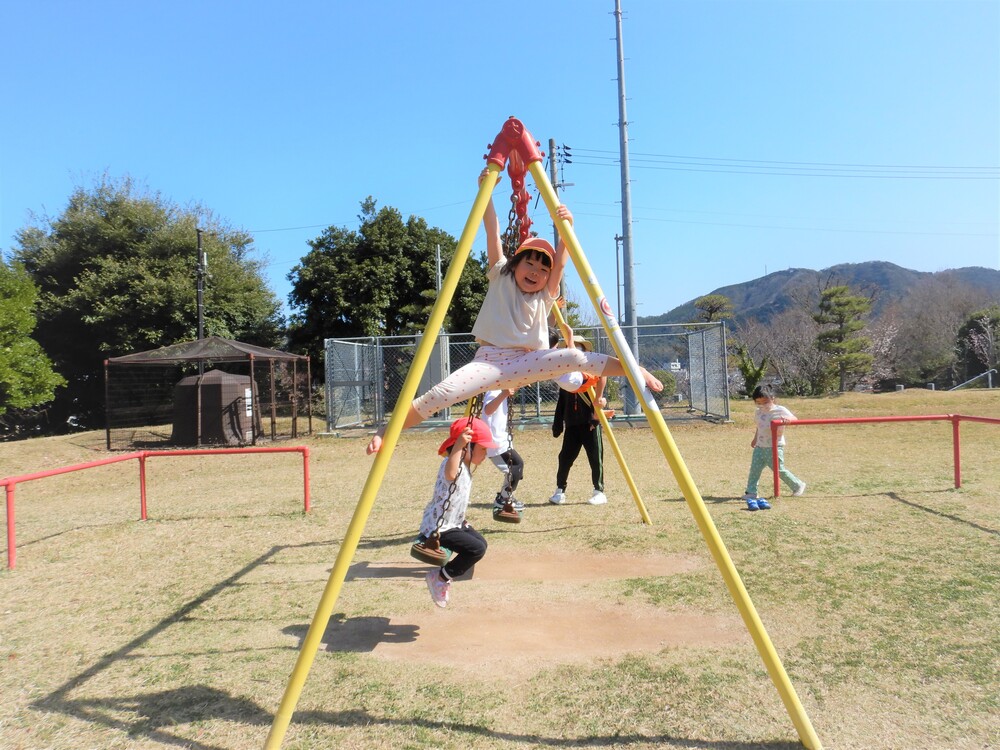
<box><xmin>485</xmin><ymin>117</ymin><xmax>544</xmax><ymax>253</ymax></box>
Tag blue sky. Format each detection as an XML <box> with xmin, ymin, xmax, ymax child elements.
<box><xmin>2</xmin><ymin>0</ymin><xmax>997</xmax><ymax>323</ymax></box>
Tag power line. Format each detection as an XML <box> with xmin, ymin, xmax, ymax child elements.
<box><xmin>575</xmin><ymin>146</ymin><xmax>998</xmax><ymax>170</ymax></box>
<box><xmin>571</xmin><ymin>147</ymin><xmax>999</xmax><ymax>179</ymax></box>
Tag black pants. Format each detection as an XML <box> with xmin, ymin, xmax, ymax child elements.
<box><xmin>440</xmin><ymin>524</ymin><xmax>487</xmax><ymax>579</ymax></box>
<box><xmin>498</xmin><ymin>448</ymin><xmax>524</xmax><ymax>493</ymax></box>
<box><xmin>556</xmin><ymin>423</ymin><xmax>604</xmax><ymax>492</ymax></box>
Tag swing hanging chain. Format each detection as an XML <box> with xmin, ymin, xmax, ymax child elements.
<box><xmin>503</xmin><ymin>389</ymin><xmax>515</xmax><ymax>495</ymax></box>
<box><xmin>424</xmin><ymin>395</ymin><xmax>481</xmax><ymax>552</ymax></box>
<box><xmin>501</xmin><ymin>157</ymin><xmax>533</xmax><ymax>259</ymax></box>
<box><xmin>501</xmin><ymin>200</ymin><xmax>520</xmax><ymax>260</ymax></box>
<box><xmin>424</xmin><ymin>449</ymin><xmax>466</xmax><ymax>552</ymax></box>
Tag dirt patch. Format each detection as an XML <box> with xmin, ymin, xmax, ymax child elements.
<box><xmin>333</xmin><ymin>549</ymin><xmax>746</xmax><ymax>678</ymax></box>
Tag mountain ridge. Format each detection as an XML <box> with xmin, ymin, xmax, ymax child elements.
<box><xmin>640</xmin><ymin>262</ymin><xmax>1000</xmax><ymax>327</ymax></box>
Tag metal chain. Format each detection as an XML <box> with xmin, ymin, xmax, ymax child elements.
<box><xmin>502</xmin><ymin>388</ymin><xmax>515</xmax><ymax>496</ymax></box>
<box><xmin>502</xmin><ymin>156</ymin><xmax>533</xmax><ymax>259</ymax></box>
<box><xmin>501</xmin><ymin>198</ymin><xmax>520</xmax><ymax>260</ymax></box>
<box><xmin>427</xmin><ymin>459</ymin><xmax>463</xmax><ymax>547</ymax></box>
<box><xmin>426</xmin><ymin>396</ymin><xmax>480</xmax><ymax>550</ymax></box>
<box><xmin>468</xmin><ymin>393</ymin><xmax>484</xmax><ymax>420</ymax></box>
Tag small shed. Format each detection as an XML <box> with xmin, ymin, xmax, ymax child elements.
<box><xmin>170</xmin><ymin>369</ymin><xmax>261</xmax><ymax>445</ymax></box>
<box><xmin>105</xmin><ymin>336</ymin><xmax>312</xmax><ymax>450</ymax></box>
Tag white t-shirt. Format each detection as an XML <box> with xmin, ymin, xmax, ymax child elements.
<box><xmin>482</xmin><ymin>389</ymin><xmax>510</xmax><ymax>458</ymax></box>
<box><xmin>754</xmin><ymin>403</ymin><xmax>796</xmax><ymax>448</ymax></box>
<box><xmin>471</xmin><ymin>257</ymin><xmax>557</xmax><ymax>350</ymax></box>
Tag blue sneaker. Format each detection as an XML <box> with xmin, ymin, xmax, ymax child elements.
<box><xmin>742</xmin><ymin>492</ymin><xmax>759</xmax><ymax>511</ymax></box>
<box><xmin>756</xmin><ymin>497</ymin><xmax>771</xmax><ymax>510</ymax></box>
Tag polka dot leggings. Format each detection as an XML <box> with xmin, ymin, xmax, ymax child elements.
<box><xmin>412</xmin><ymin>346</ymin><xmax>610</xmax><ymax>419</ymax></box>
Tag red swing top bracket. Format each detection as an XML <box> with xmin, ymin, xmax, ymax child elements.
<box><xmin>484</xmin><ymin>116</ymin><xmax>544</xmax><ymax>171</ymax></box>
<box><xmin>484</xmin><ymin>117</ymin><xmax>545</xmax><ymax>246</ymax></box>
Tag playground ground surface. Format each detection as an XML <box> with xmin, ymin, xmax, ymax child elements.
<box><xmin>1</xmin><ymin>388</ymin><xmax>998</xmax><ymax>749</ymax></box>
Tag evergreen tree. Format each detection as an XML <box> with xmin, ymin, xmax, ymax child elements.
<box><xmin>693</xmin><ymin>293</ymin><xmax>734</xmax><ymax>322</ymax></box>
<box><xmin>0</xmin><ymin>259</ymin><xmax>66</xmax><ymax>429</ymax></box>
<box><xmin>12</xmin><ymin>175</ymin><xmax>282</xmax><ymax>428</ymax></box>
<box><xmin>287</xmin><ymin>197</ymin><xmax>488</xmax><ymax>364</ymax></box>
<box><xmin>813</xmin><ymin>285</ymin><xmax>873</xmax><ymax>392</ymax></box>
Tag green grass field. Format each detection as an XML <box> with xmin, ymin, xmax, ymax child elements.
<box><xmin>2</xmin><ymin>389</ymin><xmax>998</xmax><ymax>749</ymax></box>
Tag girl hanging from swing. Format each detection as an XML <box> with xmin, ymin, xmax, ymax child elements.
<box><xmin>366</xmin><ymin>168</ymin><xmax>663</xmax><ymax>456</ymax></box>
<box><xmin>419</xmin><ymin>416</ymin><xmax>496</xmax><ymax>607</ymax></box>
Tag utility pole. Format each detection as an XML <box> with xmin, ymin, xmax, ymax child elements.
<box><xmin>614</xmin><ymin>0</ymin><xmax>640</xmax><ymax>414</ymax></box>
<box><xmin>548</xmin><ymin>139</ymin><xmax>575</xmax><ymax>300</ymax></box>
<box><xmin>614</xmin><ymin>234</ymin><xmax>624</xmax><ymax>317</ymax></box>
<box><xmin>196</xmin><ymin>228</ymin><xmax>206</xmax><ymax>342</ymax></box>
<box><xmin>548</xmin><ymin>138</ymin><xmax>560</xmax><ymax>255</ymax></box>
<box><xmin>548</xmin><ymin>138</ymin><xmax>565</xmax><ymax>299</ymax></box>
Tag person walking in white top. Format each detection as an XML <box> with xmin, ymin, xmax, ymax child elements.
<box><xmin>742</xmin><ymin>384</ymin><xmax>806</xmax><ymax>511</ymax></box>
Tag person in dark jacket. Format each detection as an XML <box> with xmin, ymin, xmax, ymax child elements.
<box><xmin>548</xmin><ymin>337</ymin><xmax>608</xmax><ymax>506</ymax></box>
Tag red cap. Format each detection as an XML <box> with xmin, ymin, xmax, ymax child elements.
<box><xmin>438</xmin><ymin>417</ymin><xmax>497</xmax><ymax>456</ymax></box>
<box><xmin>515</xmin><ymin>236</ymin><xmax>554</xmax><ymax>261</ymax></box>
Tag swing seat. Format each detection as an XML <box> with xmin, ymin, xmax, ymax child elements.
<box><xmin>492</xmin><ymin>502</ymin><xmax>522</xmax><ymax>524</ymax></box>
<box><xmin>410</xmin><ymin>536</ymin><xmax>451</xmax><ymax>566</ymax></box>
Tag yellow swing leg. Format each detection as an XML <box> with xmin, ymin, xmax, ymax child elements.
<box><xmin>531</xmin><ymin>157</ymin><xmax>823</xmax><ymax>750</ymax></box>
<box><xmin>262</xmin><ymin>164</ymin><xmax>504</xmax><ymax>750</ymax></box>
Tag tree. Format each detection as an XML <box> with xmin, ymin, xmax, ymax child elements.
<box><xmin>891</xmin><ymin>276</ymin><xmax>990</xmax><ymax>386</ymax></box>
<box><xmin>858</xmin><ymin>309</ymin><xmax>900</xmax><ymax>390</ymax></box>
<box><xmin>0</xmin><ymin>259</ymin><xmax>66</xmax><ymax>429</ymax></box>
<box><xmin>956</xmin><ymin>306</ymin><xmax>1000</xmax><ymax>382</ymax></box>
<box><xmin>813</xmin><ymin>285</ymin><xmax>873</xmax><ymax>392</ymax></box>
<box><xmin>732</xmin><ymin>343</ymin><xmax>769</xmax><ymax>397</ymax></box>
<box><xmin>693</xmin><ymin>293</ymin><xmax>734</xmax><ymax>322</ymax></box>
<box><xmin>736</xmin><ymin>309</ymin><xmax>831</xmax><ymax>396</ymax></box>
<box><xmin>286</xmin><ymin>197</ymin><xmax>488</xmax><ymax>363</ymax></box>
<box><xmin>12</xmin><ymin>175</ymin><xmax>283</xmax><ymax>428</ymax></box>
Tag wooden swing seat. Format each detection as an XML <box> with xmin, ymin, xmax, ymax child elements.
<box><xmin>492</xmin><ymin>502</ymin><xmax>522</xmax><ymax>524</ymax></box>
<box><xmin>410</xmin><ymin>538</ymin><xmax>451</xmax><ymax>566</ymax></box>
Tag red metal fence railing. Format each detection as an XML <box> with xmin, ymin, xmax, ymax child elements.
<box><xmin>2</xmin><ymin>446</ymin><xmax>310</xmax><ymax>569</ymax></box>
<box><xmin>769</xmin><ymin>414</ymin><xmax>1000</xmax><ymax>497</ymax></box>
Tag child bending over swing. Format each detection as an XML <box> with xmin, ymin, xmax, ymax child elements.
<box><xmin>367</xmin><ymin>169</ymin><xmax>663</xmax><ymax>455</ymax></box>
<box><xmin>482</xmin><ymin>388</ymin><xmax>525</xmax><ymax>516</ymax></box>
<box><xmin>421</xmin><ymin>416</ymin><xmax>496</xmax><ymax>608</ymax></box>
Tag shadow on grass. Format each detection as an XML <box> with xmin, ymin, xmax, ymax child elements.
<box><xmin>30</xmin><ymin>538</ymin><xmax>802</xmax><ymax>750</ymax></box>
<box><xmin>886</xmin><ymin>491</ymin><xmax>999</xmax><ymax>538</ymax></box>
<box><xmin>345</xmin><ymin>559</ymin><xmax>427</xmax><ymax>581</ymax></box>
<box><xmin>5</xmin><ymin>511</ymin><xmax>304</xmax><ymax>560</ymax></box>
<box><xmin>35</xmin><ymin>682</ymin><xmax>802</xmax><ymax>750</ymax></box>
<box><xmin>662</xmin><ymin>495</ymin><xmax>739</xmax><ymax>506</ymax></box>
<box><xmin>7</xmin><ymin>520</ymin><xmax>127</xmax><ymax>550</ymax></box>
<box><xmin>355</xmin><ymin>531</ymin><xmax>413</xmax><ymax>551</ymax></box>
<box><xmin>283</xmin><ymin>612</ymin><xmax>419</xmax><ymax>652</ymax></box>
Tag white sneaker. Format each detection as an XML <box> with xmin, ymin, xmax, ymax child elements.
<box><xmin>426</xmin><ymin>571</ymin><xmax>450</xmax><ymax>608</ymax></box>
<box><xmin>792</xmin><ymin>482</ymin><xmax>807</xmax><ymax>497</ymax></box>
<box><xmin>549</xmin><ymin>488</ymin><xmax>566</xmax><ymax>505</ymax></box>
<box><xmin>588</xmin><ymin>490</ymin><xmax>608</xmax><ymax>505</ymax></box>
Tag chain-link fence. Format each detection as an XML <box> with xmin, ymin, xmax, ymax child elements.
<box><xmin>323</xmin><ymin>322</ymin><xmax>729</xmax><ymax>431</ymax></box>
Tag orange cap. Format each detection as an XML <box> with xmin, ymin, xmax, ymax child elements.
<box><xmin>515</xmin><ymin>236</ymin><xmax>554</xmax><ymax>261</ymax></box>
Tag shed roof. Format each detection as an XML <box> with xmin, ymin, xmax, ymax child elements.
<box><xmin>107</xmin><ymin>336</ymin><xmax>307</xmax><ymax>365</ymax></box>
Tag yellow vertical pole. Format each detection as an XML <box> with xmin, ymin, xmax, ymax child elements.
<box><xmin>550</xmin><ymin>304</ymin><xmax>651</xmax><ymax>525</ymax></box>
<box><xmin>530</xmin><ymin>160</ymin><xmax>822</xmax><ymax>750</ymax></box>
<box><xmin>263</xmin><ymin>164</ymin><xmax>503</xmax><ymax>750</ymax></box>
